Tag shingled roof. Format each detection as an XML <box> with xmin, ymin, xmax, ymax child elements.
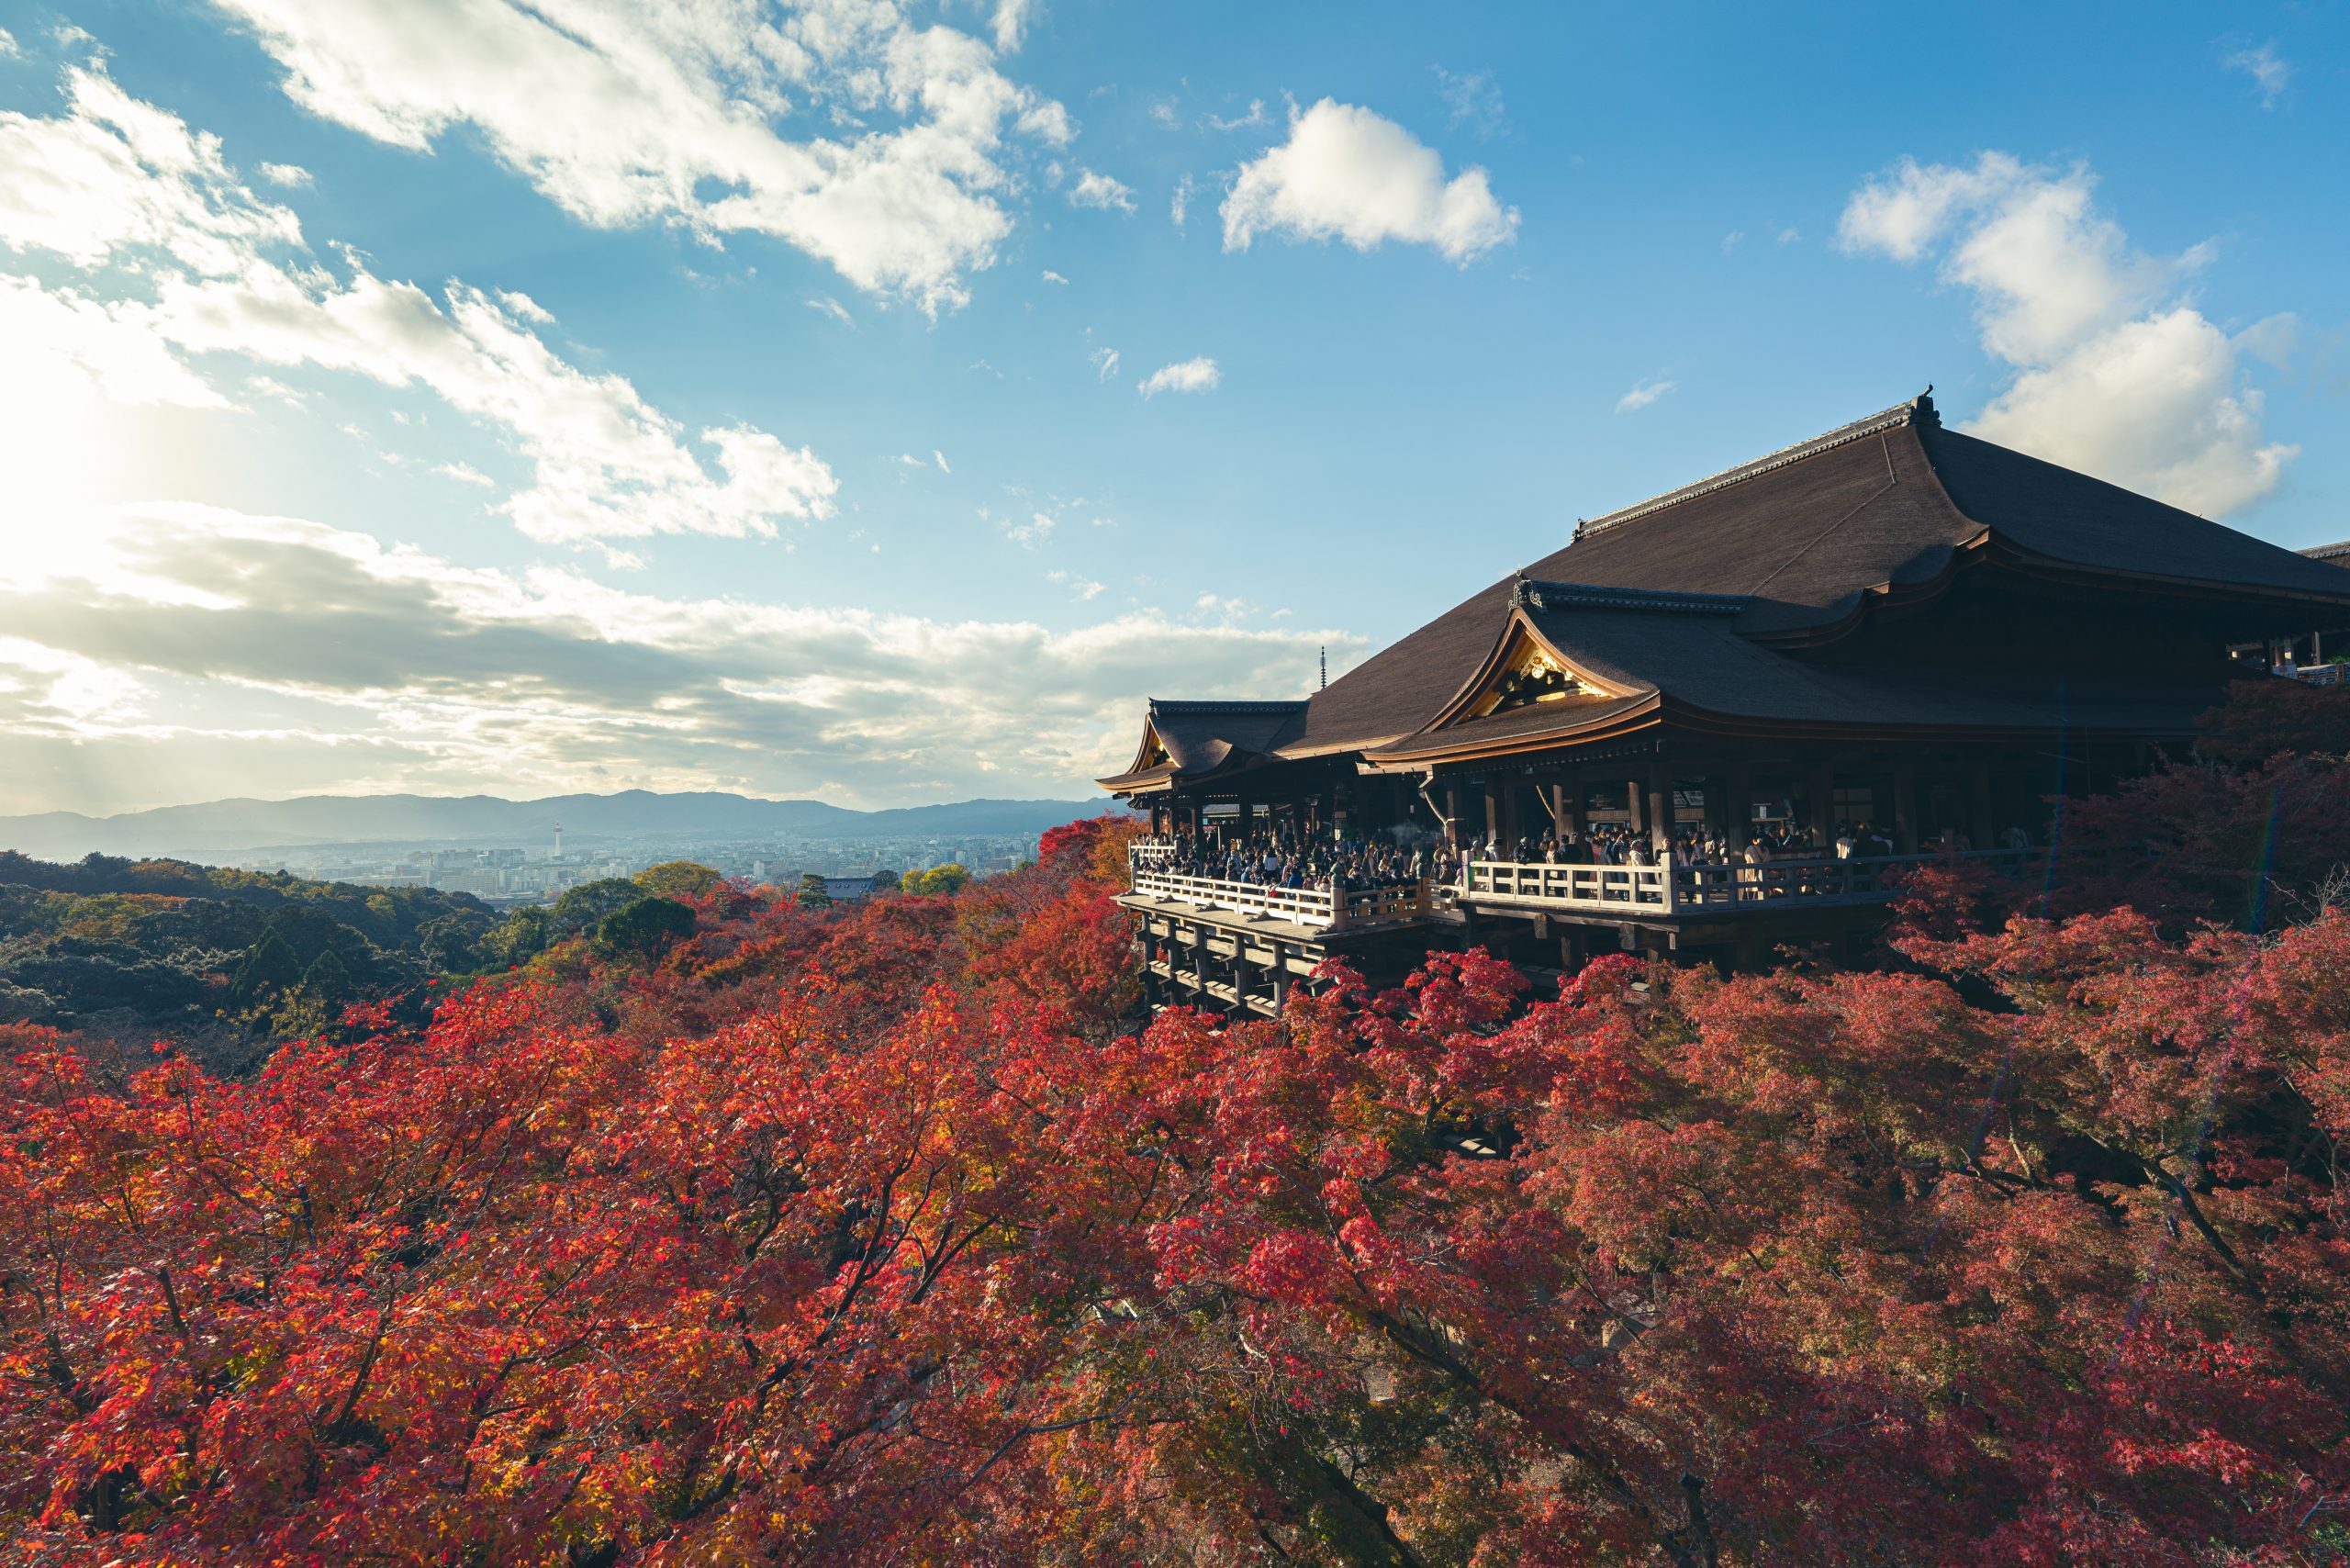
<box><xmin>1095</xmin><ymin>698</ymin><xmax>1307</xmax><ymax>792</ymax></box>
<box><xmin>1106</xmin><ymin>393</ymin><xmax>2350</xmax><ymax>790</ymax></box>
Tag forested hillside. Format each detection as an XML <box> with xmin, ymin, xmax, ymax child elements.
<box><xmin>4</xmin><ymin>685</ymin><xmax>2350</xmax><ymax>1564</ymax></box>
<box><xmin>0</xmin><ymin>853</ymin><xmax>498</xmax><ymax>1070</ymax></box>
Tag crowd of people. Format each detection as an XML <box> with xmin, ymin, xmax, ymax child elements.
<box><xmin>1136</xmin><ymin>814</ymin><xmax>2039</xmax><ymax>904</ymax></box>
<box><xmin>1140</xmin><ymin>825</ymin><xmax>1460</xmax><ymax>894</ymax></box>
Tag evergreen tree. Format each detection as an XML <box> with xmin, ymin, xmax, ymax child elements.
<box><xmin>298</xmin><ymin>948</ymin><xmax>352</xmax><ymax>1005</ymax></box>
<box><xmin>228</xmin><ymin>929</ymin><xmax>301</xmax><ymax>1009</ymax></box>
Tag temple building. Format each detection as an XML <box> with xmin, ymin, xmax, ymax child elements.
<box><xmin>1101</xmin><ymin>392</ymin><xmax>2350</xmax><ymax>1012</ymax></box>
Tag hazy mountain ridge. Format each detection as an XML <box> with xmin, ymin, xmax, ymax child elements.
<box><xmin>0</xmin><ymin>791</ymin><xmax>1113</xmax><ymax>859</ymax></box>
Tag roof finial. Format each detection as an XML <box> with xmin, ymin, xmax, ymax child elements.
<box><xmin>1913</xmin><ymin>385</ymin><xmax>1939</xmax><ymax>425</ymax></box>
<box><xmin>1318</xmin><ymin>645</ymin><xmax>1327</xmax><ymax>689</ymax></box>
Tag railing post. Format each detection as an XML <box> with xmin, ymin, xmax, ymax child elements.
<box><xmin>1326</xmin><ymin>879</ymin><xmax>1349</xmax><ymax>930</ymax></box>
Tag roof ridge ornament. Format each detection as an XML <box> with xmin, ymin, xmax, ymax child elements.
<box><xmin>1516</xmin><ymin>577</ymin><xmax>1751</xmax><ymax>615</ymax></box>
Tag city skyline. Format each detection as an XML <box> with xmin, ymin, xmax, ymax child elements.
<box><xmin>3</xmin><ymin>1</ymin><xmax>2344</xmax><ymax>816</ymax></box>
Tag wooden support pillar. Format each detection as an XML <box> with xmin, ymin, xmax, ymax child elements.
<box><xmin>1548</xmin><ymin>782</ymin><xmax>1566</xmax><ymax>846</ymax></box>
<box><xmin>1484</xmin><ymin>785</ymin><xmax>1502</xmax><ymax>852</ymax></box>
<box><xmin>1270</xmin><ymin>944</ymin><xmax>1290</xmax><ymax>1013</ymax></box>
<box><xmin>1564</xmin><ymin>772</ymin><xmax>1587</xmax><ymax>838</ymax></box>
<box><xmin>1809</xmin><ymin>760</ymin><xmax>1836</xmax><ymax>847</ymax></box>
<box><xmin>1892</xmin><ymin>763</ymin><xmax>1919</xmax><ymax>854</ymax></box>
<box><xmin>1444</xmin><ymin>783</ymin><xmax>1462</xmax><ymax>847</ymax></box>
<box><xmin>1646</xmin><ymin>758</ymin><xmax>1671</xmax><ymax>852</ymax></box>
<box><xmin>1966</xmin><ymin>761</ymin><xmax>1994</xmax><ymax>851</ymax></box>
<box><xmin>1626</xmin><ymin>779</ymin><xmax>1645</xmax><ymax>835</ymax></box>
<box><xmin>1727</xmin><ymin>761</ymin><xmax>1752</xmax><ymax>849</ymax></box>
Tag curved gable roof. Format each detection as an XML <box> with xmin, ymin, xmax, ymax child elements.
<box><xmin>1109</xmin><ymin>393</ymin><xmax>2350</xmax><ymax>790</ymax></box>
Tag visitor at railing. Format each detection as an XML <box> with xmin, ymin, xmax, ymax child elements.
<box><xmin>1135</xmin><ymin>823</ymin><xmax>1453</xmax><ymax>899</ymax></box>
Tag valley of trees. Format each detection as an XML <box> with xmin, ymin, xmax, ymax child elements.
<box><xmin>3</xmin><ymin>680</ymin><xmax>2348</xmax><ymax>1565</ymax></box>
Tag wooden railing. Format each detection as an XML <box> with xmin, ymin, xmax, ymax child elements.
<box><xmin>1130</xmin><ymin>849</ymin><xmax>2043</xmax><ymax>927</ymax></box>
<box><xmin>1126</xmin><ymin>868</ymin><xmax>1435</xmax><ymax>930</ymax></box>
<box><xmin>1128</xmin><ymin>839</ymin><xmax>1179</xmax><ymax>865</ymax></box>
<box><xmin>1461</xmin><ymin>848</ymin><xmax>2040</xmax><ymax>915</ymax></box>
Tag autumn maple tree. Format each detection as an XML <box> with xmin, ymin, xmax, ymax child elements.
<box><xmin>4</xmin><ymin>731</ymin><xmax>2348</xmax><ymax>1563</ymax></box>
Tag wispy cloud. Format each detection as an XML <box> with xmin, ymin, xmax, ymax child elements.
<box><xmin>1615</xmin><ymin>376</ymin><xmax>1675</xmax><ymax>413</ymax></box>
<box><xmin>1067</xmin><ymin>168</ymin><xmax>1136</xmax><ymax>213</ymax></box>
<box><xmin>2222</xmin><ymin>41</ymin><xmax>2290</xmax><ymax>107</ymax></box>
<box><xmin>431</xmin><ymin>461</ymin><xmax>497</xmax><ymax>487</ymax></box>
<box><xmin>806</xmin><ymin>295</ymin><xmax>855</xmax><ymax>327</ymax></box>
<box><xmin>1040</xmin><ymin>268</ymin><xmax>1068</xmax><ymax>285</ymax></box>
<box><xmin>1207</xmin><ymin>99</ymin><xmax>1267</xmax><ymax>131</ymax></box>
<box><xmin>1434</xmin><ymin>68</ymin><xmax>1505</xmax><ymax>139</ymax></box>
<box><xmin>1091</xmin><ymin>345</ymin><xmax>1120</xmax><ymax>381</ymax></box>
<box><xmin>1138</xmin><ymin>356</ymin><xmax>1219</xmax><ymax>398</ymax></box>
<box><xmin>1170</xmin><ymin>174</ymin><xmax>1195</xmax><ymax>229</ymax></box>
<box><xmin>258</xmin><ymin>161</ymin><xmax>311</xmax><ymax>187</ymax></box>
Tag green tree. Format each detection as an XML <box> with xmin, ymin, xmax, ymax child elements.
<box><xmin>594</xmin><ymin>896</ymin><xmax>698</xmax><ymax>963</ymax></box>
<box><xmin>633</xmin><ymin>860</ymin><xmax>726</xmax><ymax>900</ymax></box>
<box><xmin>868</xmin><ymin>868</ymin><xmax>901</xmax><ymax>893</ymax></box>
<box><xmin>902</xmin><ymin>864</ymin><xmax>971</xmax><ymax>897</ymax></box>
<box><xmin>298</xmin><ymin>948</ymin><xmax>352</xmax><ymax>1005</ymax></box>
<box><xmin>228</xmin><ymin>929</ymin><xmax>302</xmax><ymax>1009</ymax></box>
<box><xmin>482</xmin><ymin>905</ymin><xmax>552</xmax><ymax>967</ymax></box>
<box><xmin>551</xmin><ymin>879</ymin><xmax>643</xmax><ymax>935</ymax></box>
<box><xmin>795</xmin><ymin>873</ymin><xmax>833</xmax><ymax>910</ymax></box>
<box><xmin>416</xmin><ymin>913</ymin><xmax>484</xmax><ymax>973</ymax></box>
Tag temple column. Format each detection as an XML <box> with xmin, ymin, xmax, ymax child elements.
<box><xmin>1564</xmin><ymin>772</ymin><xmax>1587</xmax><ymax>839</ymax></box>
<box><xmin>1444</xmin><ymin>783</ymin><xmax>1462</xmax><ymax>848</ymax></box>
<box><xmin>1966</xmin><ymin>760</ymin><xmax>1995</xmax><ymax>851</ymax></box>
<box><xmin>1484</xmin><ymin>784</ymin><xmax>1502</xmax><ymax>853</ymax></box>
<box><xmin>1727</xmin><ymin>761</ymin><xmax>1753</xmax><ymax>850</ymax></box>
<box><xmin>1809</xmin><ymin>760</ymin><xmax>1836</xmax><ymax>847</ymax></box>
<box><xmin>1646</xmin><ymin>759</ymin><xmax>1672</xmax><ymax>853</ymax></box>
<box><xmin>1626</xmin><ymin>780</ymin><xmax>1645</xmax><ymax>837</ymax></box>
<box><xmin>1892</xmin><ymin>763</ymin><xmax>1919</xmax><ymax>854</ymax></box>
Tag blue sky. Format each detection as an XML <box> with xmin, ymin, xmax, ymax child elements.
<box><xmin>1</xmin><ymin>0</ymin><xmax>2343</xmax><ymax>814</ymax></box>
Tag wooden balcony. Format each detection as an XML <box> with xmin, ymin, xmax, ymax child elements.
<box><xmin>1127</xmin><ymin>848</ymin><xmax>2042</xmax><ymax>931</ymax></box>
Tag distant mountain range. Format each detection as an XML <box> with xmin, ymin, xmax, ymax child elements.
<box><xmin>0</xmin><ymin>790</ymin><xmax>1115</xmax><ymax>860</ymax></box>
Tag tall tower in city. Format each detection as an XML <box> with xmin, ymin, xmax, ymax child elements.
<box><xmin>553</xmin><ymin>822</ymin><xmax>563</xmax><ymax>860</ymax></box>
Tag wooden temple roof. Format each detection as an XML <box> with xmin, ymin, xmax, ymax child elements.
<box><xmin>1102</xmin><ymin>393</ymin><xmax>2350</xmax><ymax>790</ymax></box>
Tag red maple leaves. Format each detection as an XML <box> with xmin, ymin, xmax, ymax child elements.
<box><xmin>4</xmin><ymin>803</ymin><xmax>2348</xmax><ymax>1565</ymax></box>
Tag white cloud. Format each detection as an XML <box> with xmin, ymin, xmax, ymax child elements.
<box><xmin>806</xmin><ymin>294</ymin><xmax>855</xmax><ymax>326</ymax></box>
<box><xmin>432</xmin><ymin>460</ymin><xmax>497</xmax><ymax>487</ymax></box>
<box><xmin>497</xmin><ymin>287</ymin><xmax>554</xmax><ymax>323</ymax></box>
<box><xmin>201</xmin><ymin>0</ymin><xmax>1078</xmax><ymax>313</ymax></box>
<box><xmin>1091</xmin><ymin>344</ymin><xmax>1119</xmax><ymax>381</ymax></box>
<box><xmin>1149</xmin><ymin>99</ymin><xmax>1181</xmax><ymax>129</ymax></box>
<box><xmin>891</xmin><ymin>452</ymin><xmax>925</xmax><ymax>467</ymax></box>
<box><xmin>1169</xmin><ymin>173</ymin><xmax>1194</xmax><ymax>229</ymax></box>
<box><xmin>1067</xmin><ymin>167</ymin><xmax>1135</xmax><ymax>213</ymax></box>
<box><xmin>1137</xmin><ymin>356</ymin><xmax>1217</xmax><ymax>398</ymax></box>
<box><xmin>1221</xmin><ymin>99</ymin><xmax>1517</xmax><ymax>263</ymax></box>
<box><xmin>1040</xmin><ymin>267</ymin><xmax>1067</xmax><ymax>284</ymax></box>
<box><xmin>0</xmin><ymin>66</ymin><xmax>304</xmax><ymax>274</ymax></box>
<box><xmin>257</xmin><ymin>160</ymin><xmax>311</xmax><ymax>187</ymax></box>
<box><xmin>1615</xmin><ymin>376</ymin><xmax>1674</xmax><ymax>413</ymax></box>
<box><xmin>1003</xmin><ymin>510</ymin><xmax>1057</xmax><ymax>547</ymax></box>
<box><xmin>1720</xmin><ymin>229</ymin><xmax>1744</xmax><ymax>254</ymax></box>
<box><xmin>0</xmin><ymin>28</ymin><xmax>18</xmax><ymax>57</ymax></box>
<box><xmin>1046</xmin><ymin>568</ymin><xmax>1102</xmax><ymax>600</ymax></box>
<box><xmin>0</xmin><ymin>503</ymin><xmax>1356</xmax><ymax>811</ymax></box>
<box><xmin>1207</xmin><ymin>100</ymin><xmax>1266</xmax><ymax>132</ymax></box>
<box><xmin>933</xmin><ymin>449</ymin><xmax>951</xmax><ymax>473</ymax></box>
<box><xmin>990</xmin><ymin>0</ymin><xmax>1036</xmax><ymax>53</ymax></box>
<box><xmin>1434</xmin><ymin>68</ymin><xmax>1504</xmax><ymax>139</ymax></box>
<box><xmin>0</xmin><ymin>61</ymin><xmax>840</xmax><ymax>546</ymax></box>
<box><xmin>2223</xmin><ymin>42</ymin><xmax>2289</xmax><ymax>107</ymax></box>
<box><xmin>1840</xmin><ymin>151</ymin><xmax>2294</xmax><ymax>516</ymax></box>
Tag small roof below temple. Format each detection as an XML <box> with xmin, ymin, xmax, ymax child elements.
<box><xmin>1102</xmin><ymin>392</ymin><xmax>2350</xmax><ymax>792</ymax></box>
<box><xmin>1094</xmin><ymin>698</ymin><xmax>1308</xmax><ymax>793</ymax></box>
